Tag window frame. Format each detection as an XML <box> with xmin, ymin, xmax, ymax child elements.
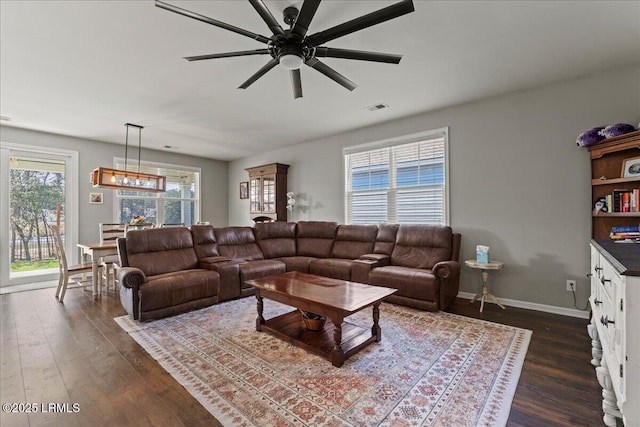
<box><xmin>343</xmin><ymin>127</ymin><xmax>450</xmax><ymax>226</ymax></box>
<box><xmin>112</xmin><ymin>158</ymin><xmax>201</xmax><ymax>226</ymax></box>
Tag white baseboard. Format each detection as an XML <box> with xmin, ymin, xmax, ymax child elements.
<box><xmin>457</xmin><ymin>292</ymin><xmax>590</xmax><ymax>319</ymax></box>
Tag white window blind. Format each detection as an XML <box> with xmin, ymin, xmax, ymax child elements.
<box><xmin>344</xmin><ymin>129</ymin><xmax>448</xmax><ymax>225</ymax></box>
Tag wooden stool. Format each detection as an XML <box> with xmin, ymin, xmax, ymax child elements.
<box><xmin>465</xmin><ymin>260</ymin><xmax>505</xmax><ymax>312</ymax></box>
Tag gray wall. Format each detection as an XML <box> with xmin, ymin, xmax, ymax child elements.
<box><xmin>0</xmin><ymin>126</ymin><xmax>228</xmax><ymax>244</ymax></box>
<box><xmin>228</xmin><ymin>63</ymin><xmax>640</xmax><ymax>310</ymax></box>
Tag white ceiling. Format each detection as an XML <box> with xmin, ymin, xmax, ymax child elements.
<box><xmin>1</xmin><ymin>1</ymin><xmax>639</xmax><ymax>161</ymax></box>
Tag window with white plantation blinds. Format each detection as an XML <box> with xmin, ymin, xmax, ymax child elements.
<box><xmin>344</xmin><ymin>129</ymin><xmax>448</xmax><ymax>225</ymax></box>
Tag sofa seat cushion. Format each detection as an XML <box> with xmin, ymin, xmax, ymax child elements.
<box><xmin>309</xmin><ymin>258</ymin><xmax>353</xmax><ymax>281</ymax></box>
<box><xmin>276</xmin><ymin>256</ymin><xmax>315</xmax><ymax>273</ymax></box>
<box><xmin>139</xmin><ymin>269</ymin><xmax>219</xmax><ymax>313</ymax></box>
<box><xmin>239</xmin><ymin>260</ymin><xmax>286</xmax><ymax>289</ymax></box>
<box><xmin>369</xmin><ymin>266</ymin><xmax>437</xmax><ymax>302</ymax></box>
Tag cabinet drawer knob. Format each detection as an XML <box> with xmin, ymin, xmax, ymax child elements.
<box><xmin>594</xmin><ymin>266</ymin><xmax>603</xmax><ymax>273</ymax></box>
<box><xmin>594</xmin><ymin>299</ymin><xmax>602</xmax><ymax>306</ymax></box>
<box><xmin>600</xmin><ymin>277</ymin><xmax>611</xmax><ymax>285</ymax></box>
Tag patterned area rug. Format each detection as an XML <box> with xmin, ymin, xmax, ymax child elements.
<box><xmin>115</xmin><ymin>297</ymin><xmax>531</xmax><ymax>426</ymax></box>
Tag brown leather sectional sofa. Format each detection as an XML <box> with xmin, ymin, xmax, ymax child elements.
<box><xmin>117</xmin><ymin>221</ymin><xmax>461</xmax><ymax>321</ymax></box>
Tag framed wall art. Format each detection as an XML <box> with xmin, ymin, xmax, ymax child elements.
<box><xmin>90</xmin><ymin>192</ymin><xmax>103</xmax><ymax>204</ymax></box>
<box><xmin>239</xmin><ymin>181</ymin><xmax>249</xmax><ymax>199</ymax></box>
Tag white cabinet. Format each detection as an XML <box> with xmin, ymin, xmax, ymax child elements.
<box><xmin>588</xmin><ymin>241</ymin><xmax>640</xmax><ymax>426</ymax></box>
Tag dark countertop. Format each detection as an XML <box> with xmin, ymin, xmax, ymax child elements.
<box><xmin>592</xmin><ymin>240</ymin><xmax>640</xmax><ymax>276</ymax></box>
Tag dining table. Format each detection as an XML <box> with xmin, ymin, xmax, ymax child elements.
<box><xmin>77</xmin><ymin>242</ymin><xmax>118</xmax><ymax>299</ymax></box>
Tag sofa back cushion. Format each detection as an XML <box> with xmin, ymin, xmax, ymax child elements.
<box><xmin>331</xmin><ymin>225</ymin><xmax>378</xmax><ymax>259</ymax></box>
<box><xmin>126</xmin><ymin>227</ymin><xmax>199</xmax><ymax>276</ymax></box>
<box><xmin>391</xmin><ymin>225</ymin><xmax>453</xmax><ymax>269</ymax></box>
<box><xmin>374</xmin><ymin>224</ymin><xmax>399</xmax><ymax>255</ymax></box>
<box><xmin>296</xmin><ymin>221</ymin><xmax>338</xmax><ymax>258</ymax></box>
<box><xmin>215</xmin><ymin>227</ymin><xmax>264</xmax><ymax>261</ymax></box>
<box><xmin>190</xmin><ymin>225</ymin><xmax>220</xmax><ymax>258</ymax></box>
<box><xmin>254</xmin><ymin>222</ymin><xmax>297</xmax><ymax>258</ymax></box>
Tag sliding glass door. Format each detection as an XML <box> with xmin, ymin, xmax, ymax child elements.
<box><xmin>0</xmin><ymin>143</ymin><xmax>78</xmax><ymax>287</ymax></box>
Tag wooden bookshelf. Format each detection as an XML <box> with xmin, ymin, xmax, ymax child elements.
<box><xmin>587</xmin><ymin>130</ymin><xmax>640</xmax><ymax>240</ymax></box>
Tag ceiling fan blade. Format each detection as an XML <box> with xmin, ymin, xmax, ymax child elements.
<box><xmin>305</xmin><ymin>58</ymin><xmax>357</xmax><ymax>91</ymax></box>
<box><xmin>291</xmin><ymin>0</ymin><xmax>321</xmax><ymax>39</ymax></box>
<box><xmin>238</xmin><ymin>59</ymin><xmax>279</xmax><ymax>89</ymax></box>
<box><xmin>305</xmin><ymin>0</ymin><xmax>414</xmax><ymax>47</ymax></box>
<box><xmin>314</xmin><ymin>47</ymin><xmax>402</xmax><ymax>64</ymax></box>
<box><xmin>156</xmin><ymin>0</ymin><xmax>271</xmax><ymax>44</ymax></box>
<box><xmin>290</xmin><ymin>69</ymin><xmax>303</xmax><ymax>99</ymax></box>
<box><xmin>185</xmin><ymin>49</ymin><xmax>270</xmax><ymax>62</ymax></box>
<box><xmin>248</xmin><ymin>0</ymin><xmax>285</xmax><ymax>36</ymax></box>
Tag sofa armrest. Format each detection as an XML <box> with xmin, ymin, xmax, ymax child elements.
<box><xmin>201</xmin><ymin>260</ymin><xmax>241</xmax><ymax>301</ymax></box>
<box><xmin>352</xmin><ymin>254</ymin><xmax>390</xmax><ymax>283</ymax></box>
<box><xmin>433</xmin><ymin>260</ymin><xmax>459</xmax><ymax>279</ymax></box>
<box><xmin>199</xmin><ymin>256</ymin><xmax>232</xmax><ymax>268</ymax></box>
<box><xmin>358</xmin><ymin>253</ymin><xmax>390</xmax><ymax>266</ymax></box>
<box><xmin>433</xmin><ymin>260</ymin><xmax>460</xmax><ymax>311</ymax></box>
<box><xmin>118</xmin><ymin>266</ymin><xmax>147</xmax><ymax>289</ymax></box>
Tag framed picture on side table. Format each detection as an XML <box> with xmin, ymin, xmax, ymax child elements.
<box><xmin>621</xmin><ymin>156</ymin><xmax>640</xmax><ymax>178</ymax></box>
<box><xmin>240</xmin><ymin>181</ymin><xmax>249</xmax><ymax>199</ymax></box>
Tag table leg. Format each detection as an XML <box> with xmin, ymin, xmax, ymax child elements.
<box><xmin>470</xmin><ymin>291</ymin><xmax>482</xmax><ymax>304</ymax></box>
<box><xmin>486</xmin><ymin>293</ymin><xmax>505</xmax><ymax>309</ymax></box>
<box><xmin>477</xmin><ymin>270</ymin><xmax>505</xmax><ymax>311</ymax></box>
<box><xmin>91</xmin><ymin>257</ymin><xmax>100</xmax><ymax>300</ymax></box>
<box><xmin>371</xmin><ymin>302</ymin><xmax>382</xmax><ymax>341</ymax></box>
<box><xmin>330</xmin><ymin>318</ymin><xmax>345</xmax><ymax>367</ymax></box>
<box><xmin>256</xmin><ymin>292</ymin><xmax>265</xmax><ymax>331</ymax></box>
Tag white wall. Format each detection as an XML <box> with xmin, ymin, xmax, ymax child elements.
<box><xmin>228</xmin><ymin>63</ymin><xmax>640</xmax><ymax>310</ymax></box>
<box><xmin>0</xmin><ymin>126</ymin><xmax>229</xmax><ymax>245</ymax></box>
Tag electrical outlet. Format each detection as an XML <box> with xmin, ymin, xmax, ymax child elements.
<box><xmin>566</xmin><ymin>280</ymin><xmax>576</xmax><ymax>292</ymax></box>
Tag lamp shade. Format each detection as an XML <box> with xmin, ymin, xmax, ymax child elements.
<box><xmin>279</xmin><ymin>54</ymin><xmax>303</xmax><ymax>70</ymax></box>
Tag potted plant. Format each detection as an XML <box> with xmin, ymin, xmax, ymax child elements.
<box><xmin>298</xmin><ymin>309</ymin><xmax>326</xmax><ymax>331</ymax></box>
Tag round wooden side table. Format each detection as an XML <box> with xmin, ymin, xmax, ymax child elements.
<box><xmin>465</xmin><ymin>260</ymin><xmax>505</xmax><ymax>312</ymax></box>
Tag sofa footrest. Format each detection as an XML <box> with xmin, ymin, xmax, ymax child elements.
<box><xmin>138</xmin><ymin>269</ymin><xmax>219</xmax><ymax>319</ymax></box>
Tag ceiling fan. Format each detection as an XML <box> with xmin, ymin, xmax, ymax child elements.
<box><xmin>155</xmin><ymin>0</ymin><xmax>415</xmax><ymax>99</ymax></box>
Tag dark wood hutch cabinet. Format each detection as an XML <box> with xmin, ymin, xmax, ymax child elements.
<box><xmin>588</xmin><ymin>130</ymin><xmax>640</xmax><ymax>239</ymax></box>
<box><xmin>245</xmin><ymin>163</ymin><xmax>289</xmax><ymax>222</ymax></box>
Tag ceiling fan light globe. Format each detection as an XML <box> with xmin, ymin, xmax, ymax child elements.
<box><xmin>279</xmin><ymin>54</ymin><xmax>303</xmax><ymax>70</ymax></box>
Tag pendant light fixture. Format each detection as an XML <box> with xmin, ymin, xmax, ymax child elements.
<box><xmin>92</xmin><ymin>123</ymin><xmax>166</xmax><ymax>192</ymax></box>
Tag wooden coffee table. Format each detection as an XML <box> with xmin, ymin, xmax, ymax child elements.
<box><xmin>245</xmin><ymin>271</ymin><xmax>397</xmax><ymax>367</ymax></box>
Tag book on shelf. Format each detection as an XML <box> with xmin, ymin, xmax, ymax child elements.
<box><xmin>608</xmin><ymin>189</ymin><xmax>640</xmax><ymax>213</ymax></box>
<box><xmin>609</xmin><ymin>224</ymin><xmax>640</xmax><ymax>241</ymax></box>
<box><xmin>610</xmin><ymin>231</ymin><xmax>640</xmax><ymax>239</ymax></box>
<box><xmin>611</xmin><ymin>225</ymin><xmax>639</xmax><ymax>233</ymax></box>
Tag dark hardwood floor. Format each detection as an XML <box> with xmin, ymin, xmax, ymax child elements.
<box><xmin>1</xmin><ymin>286</ymin><xmax>603</xmax><ymax>427</ymax></box>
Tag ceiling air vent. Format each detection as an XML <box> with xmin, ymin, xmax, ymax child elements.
<box><xmin>365</xmin><ymin>103</ymin><xmax>389</xmax><ymax>112</ymax></box>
